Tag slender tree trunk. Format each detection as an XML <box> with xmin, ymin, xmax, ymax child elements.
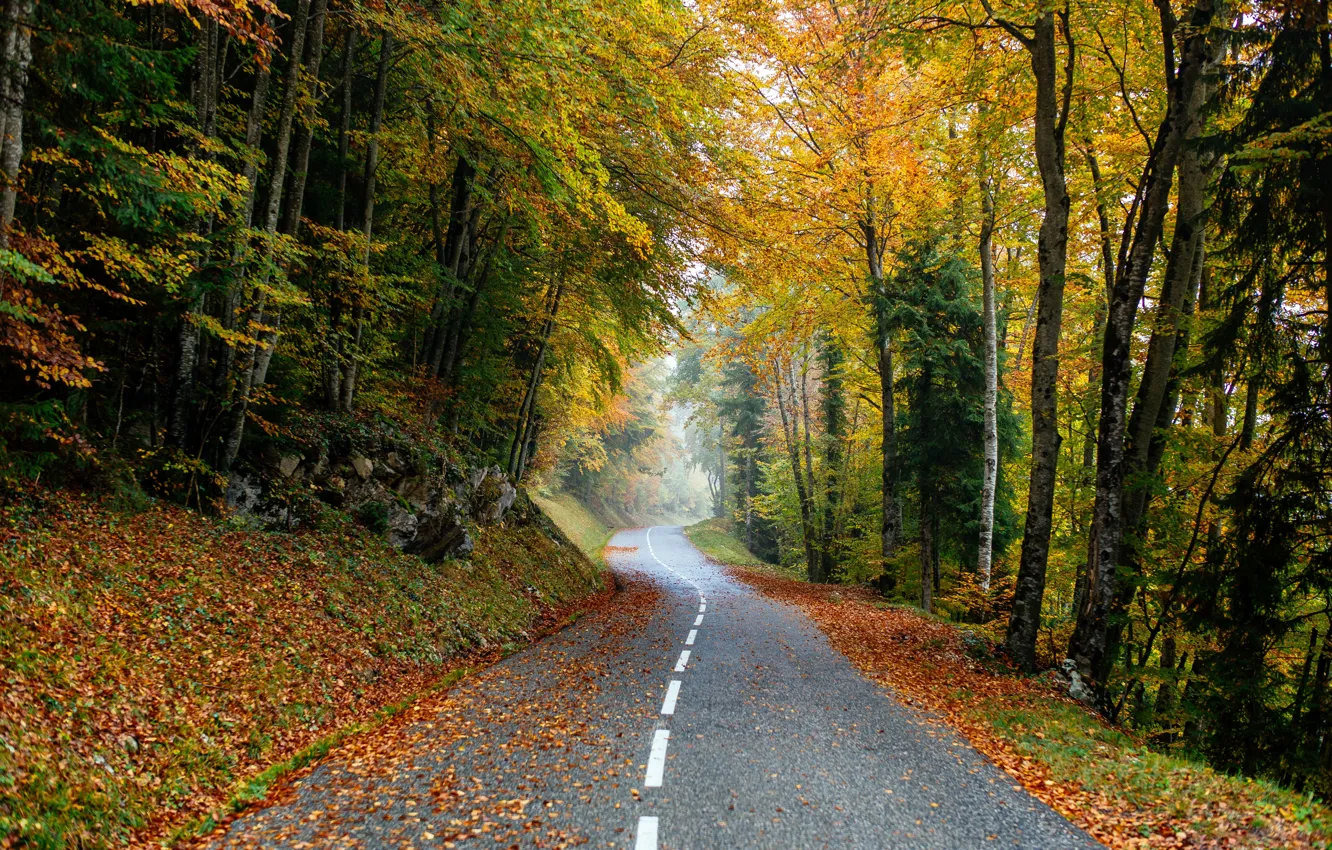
<box><xmin>1005</xmin><ymin>7</ymin><xmax>1074</xmax><ymax>671</ymax></box>
<box><xmin>338</xmin><ymin>30</ymin><xmax>393</xmax><ymax>413</ymax></box>
<box><xmin>865</xmin><ymin>221</ymin><xmax>900</xmax><ymax>592</ymax></box>
<box><xmin>428</xmin><ymin>156</ymin><xmax>478</xmax><ymax>376</ymax></box>
<box><xmin>168</xmin><ymin>20</ymin><xmax>221</xmax><ymax>449</ymax></box>
<box><xmin>978</xmin><ymin>176</ymin><xmax>999</xmax><ymax>591</ymax></box>
<box><xmin>508</xmin><ymin>282</ymin><xmax>563</xmax><ymax>477</ymax></box>
<box><xmin>1071</xmin><ymin>0</ymin><xmax>1219</xmax><ymax>689</ymax></box>
<box><xmin>335</xmin><ymin>27</ymin><xmax>357</xmax><ymax>232</ymax></box>
<box><xmin>281</xmin><ymin>0</ymin><xmax>330</xmax><ymax>239</ymax></box>
<box><xmin>920</xmin><ymin>478</ymin><xmax>935</xmax><ymax>613</ymax></box>
<box><xmin>221</xmin><ymin>0</ymin><xmax>313</xmax><ymax>471</ymax></box>
<box><xmin>818</xmin><ymin>332</ymin><xmax>845</xmax><ymax>583</ymax></box>
<box><xmin>796</xmin><ymin>357</ymin><xmax>821</xmax><ymax>579</ymax></box>
<box><xmin>322</xmin><ymin>27</ymin><xmax>357</xmax><ymax>403</ymax></box>
<box><xmin>717</xmin><ymin>419</ymin><xmax>727</xmax><ymax>519</ymax></box>
<box><xmin>775</xmin><ymin>361</ymin><xmax>818</xmax><ymax>579</ymax></box>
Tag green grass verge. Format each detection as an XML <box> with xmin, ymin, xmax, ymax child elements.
<box><xmin>532</xmin><ymin>492</ymin><xmax>615</xmax><ymax>561</ymax></box>
<box><xmin>683</xmin><ymin>517</ymin><xmax>770</xmax><ymax>568</ymax></box>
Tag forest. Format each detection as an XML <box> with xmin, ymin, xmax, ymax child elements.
<box><xmin>1</xmin><ymin>0</ymin><xmax>1330</xmax><ymax>830</ymax></box>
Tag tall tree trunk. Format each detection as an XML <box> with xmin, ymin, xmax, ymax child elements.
<box><xmin>218</xmin><ymin>23</ymin><xmax>273</xmax><ymax>395</ymax></box>
<box><xmin>865</xmin><ymin>220</ymin><xmax>900</xmax><ymax>592</ymax></box>
<box><xmin>818</xmin><ymin>332</ymin><xmax>845</xmax><ymax>583</ymax></box>
<box><xmin>978</xmin><ymin>175</ymin><xmax>999</xmax><ymax>591</ymax></box>
<box><xmin>717</xmin><ymin>418</ymin><xmax>727</xmax><ymax>519</ymax></box>
<box><xmin>920</xmin><ymin>477</ymin><xmax>935</xmax><ymax>613</ymax></box>
<box><xmin>427</xmin><ymin>156</ymin><xmax>478</xmax><ymax>376</ymax></box>
<box><xmin>1004</xmin><ymin>6</ymin><xmax>1075</xmax><ymax>671</ymax></box>
<box><xmin>221</xmin><ymin>0</ymin><xmax>313</xmax><ymax>471</ymax></box>
<box><xmin>339</xmin><ymin>30</ymin><xmax>393</xmax><ymax>414</ymax></box>
<box><xmin>0</xmin><ymin>0</ymin><xmax>32</xmax><ymax>247</ymax></box>
<box><xmin>322</xmin><ymin>27</ymin><xmax>357</xmax><ymax>405</ymax></box>
<box><xmin>168</xmin><ymin>19</ymin><xmax>221</xmax><ymax>449</ymax></box>
<box><xmin>775</xmin><ymin>360</ymin><xmax>818</xmax><ymax>580</ymax></box>
<box><xmin>797</xmin><ymin>357</ymin><xmax>822</xmax><ymax>579</ymax></box>
<box><xmin>281</xmin><ymin>0</ymin><xmax>330</xmax><ymax>239</ymax></box>
<box><xmin>508</xmin><ymin>282</ymin><xmax>563</xmax><ymax>477</ymax></box>
<box><xmin>1071</xmin><ymin>0</ymin><xmax>1219</xmax><ymax>689</ymax></box>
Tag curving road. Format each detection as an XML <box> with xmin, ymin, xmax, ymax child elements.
<box><xmin>210</xmin><ymin>526</ymin><xmax>1099</xmax><ymax>849</ymax></box>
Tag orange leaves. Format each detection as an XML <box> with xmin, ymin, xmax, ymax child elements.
<box><xmin>733</xmin><ymin>567</ymin><xmax>1332</xmax><ymax>850</ymax></box>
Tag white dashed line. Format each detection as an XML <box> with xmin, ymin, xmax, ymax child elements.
<box><xmin>635</xmin><ymin>816</ymin><xmax>659</xmax><ymax>850</ymax></box>
<box><xmin>661</xmin><ymin>680</ymin><xmax>681</xmax><ymax>715</ymax></box>
<box><xmin>633</xmin><ymin>527</ymin><xmax>710</xmax><ymax>844</ymax></box>
<box><xmin>645</xmin><ymin>729</ymin><xmax>670</xmax><ymax>786</ymax></box>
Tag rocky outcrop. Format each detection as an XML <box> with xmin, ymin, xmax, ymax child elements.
<box><xmin>225</xmin><ymin>438</ymin><xmax>528</xmax><ymax>564</ymax></box>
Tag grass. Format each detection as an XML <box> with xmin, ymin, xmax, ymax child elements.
<box><xmin>531</xmin><ymin>491</ymin><xmax>616</xmax><ymax>561</ymax></box>
<box><xmin>0</xmin><ymin>491</ymin><xmax>605</xmax><ymax>849</ymax></box>
<box><xmin>684</xmin><ymin>517</ymin><xmax>789</xmax><ymax>571</ymax></box>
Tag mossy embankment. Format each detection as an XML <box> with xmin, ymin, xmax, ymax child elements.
<box><xmin>0</xmin><ymin>490</ymin><xmax>605</xmax><ymax>849</ymax></box>
<box><xmin>683</xmin><ymin>517</ymin><xmax>768</xmax><ymax>568</ymax></box>
<box><xmin>531</xmin><ymin>491</ymin><xmax>616</xmax><ymax>560</ymax></box>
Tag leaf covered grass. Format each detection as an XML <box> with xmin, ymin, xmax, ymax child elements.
<box><xmin>733</xmin><ymin>568</ymin><xmax>1332</xmax><ymax>850</ymax></box>
<box><xmin>0</xmin><ymin>491</ymin><xmax>607</xmax><ymax>849</ymax></box>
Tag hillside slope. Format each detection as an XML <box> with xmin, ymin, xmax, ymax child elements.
<box><xmin>0</xmin><ymin>491</ymin><xmax>605</xmax><ymax>849</ymax></box>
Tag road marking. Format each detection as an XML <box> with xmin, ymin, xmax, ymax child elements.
<box><xmin>674</xmin><ymin>650</ymin><xmax>690</xmax><ymax>671</ymax></box>
<box><xmin>661</xmin><ymin>680</ymin><xmax>681</xmax><ymax>715</ymax></box>
<box><xmin>699</xmin><ymin>603</ymin><xmax>706</xmax><ymax>612</ymax></box>
<box><xmin>685</xmin><ymin>629</ymin><xmax>697</xmax><ymax>646</ymax></box>
<box><xmin>635</xmin><ymin>816</ymin><xmax>659</xmax><ymax>850</ymax></box>
<box><xmin>694</xmin><ymin>614</ymin><xmax>704</xmax><ymax>626</ymax></box>
<box><xmin>645</xmin><ymin>730</ymin><xmax>670</xmax><ymax>786</ymax></box>
<box><xmin>645</xmin><ymin>527</ymin><xmax>703</xmax><ymax>594</ymax></box>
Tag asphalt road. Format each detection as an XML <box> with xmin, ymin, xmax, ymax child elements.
<box><xmin>210</xmin><ymin>526</ymin><xmax>1100</xmax><ymax>850</ymax></box>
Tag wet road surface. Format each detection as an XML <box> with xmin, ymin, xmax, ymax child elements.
<box><xmin>210</xmin><ymin>526</ymin><xmax>1100</xmax><ymax>849</ymax></box>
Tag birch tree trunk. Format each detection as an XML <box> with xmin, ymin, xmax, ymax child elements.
<box><xmin>977</xmin><ymin>175</ymin><xmax>998</xmax><ymax>592</ymax></box>
<box><xmin>0</xmin><ymin>0</ymin><xmax>32</xmax><ymax>248</ymax></box>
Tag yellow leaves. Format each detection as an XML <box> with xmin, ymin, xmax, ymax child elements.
<box><xmin>80</xmin><ymin>233</ymin><xmax>199</xmax><ymax>296</ymax></box>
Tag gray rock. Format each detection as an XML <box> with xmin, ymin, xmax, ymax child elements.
<box><xmin>278</xmin><ymin>455</ymin><xmax>302</xmax><ymax>478</ymax></box>
<box><xmin>1060</xmin><ymin>658</ymin><xmax>1095</xmax><ymax>705</ymax></box>
<box><xmin>386</xmin><ymin>503</ymin><xmax>419</xmax><ymax>549</ymax></box>
<box><xmin>351</xmin><ymin>456</ymin><xmax>374</xmax><ymax>480</ymax></box>
<box><xmin>225</xmin><ymin>474</ymin><xmax>263</xmax><ymax>514</ymax></box>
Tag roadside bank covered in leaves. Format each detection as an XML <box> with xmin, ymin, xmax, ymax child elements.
<box><xmin>733</xmin><ymin>568</ymin><xmax>1332</xmax><ymax>850</ymax></box>
<box><xmin>0</xmin><ymin>489</ymin><xmax>608</xmax><ymax>849</ymax></box>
